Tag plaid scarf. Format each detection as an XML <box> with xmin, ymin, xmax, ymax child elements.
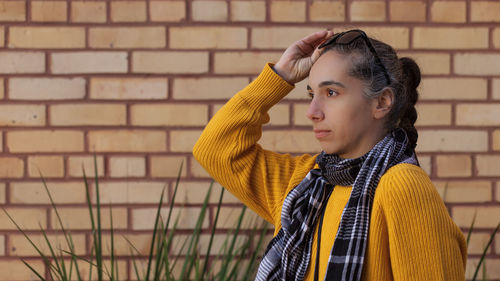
<box><xmin>255</xmin><ymin>128</ymin><xmax>418</xmax><ymax>281</ymax></box>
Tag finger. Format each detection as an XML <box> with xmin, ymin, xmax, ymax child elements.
<box><xmin>295</xmin><ymin>30</ymin><xmax>331</xmax><ymax>55</ymax></box>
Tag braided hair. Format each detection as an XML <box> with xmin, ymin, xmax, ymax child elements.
<box><xmin>320</xmin><ymin>34</ymin><xmax>421</xmax><ymax>151</ymax></box>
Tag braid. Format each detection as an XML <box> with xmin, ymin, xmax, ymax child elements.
<box><xmin>398</xmin><ymin>57</ymin><xmax>420</xmax><ymax>151</ymax></box>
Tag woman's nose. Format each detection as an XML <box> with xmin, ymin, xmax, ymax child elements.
<box><xmin>306</xmin><ymin>98</ymin><xmax>324</xmax><ymax>121</ymax></box>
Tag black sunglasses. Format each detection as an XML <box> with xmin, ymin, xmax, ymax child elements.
<box><xmin>318</xmin><ymin>29</ymin><xmax>391</xmax><ymax>86</ymax></box>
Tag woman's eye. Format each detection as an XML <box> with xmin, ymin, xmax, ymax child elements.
<box><xmin>327</xmin><ymin>89</ymin><xmax>337</xmax><ymax>97</ymax></box>
<box><xmin>308</xmin><ymin>92</ymin><xmax>314</xmax><ymax>99</ymax></box>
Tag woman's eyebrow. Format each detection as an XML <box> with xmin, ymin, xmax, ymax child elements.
<box><xmin>318</xmin><ymin>80</ymin><xmax>346</xmax><ymax>88</ymax></box>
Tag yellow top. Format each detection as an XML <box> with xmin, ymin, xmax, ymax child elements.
<box><xmin>193</xmin><ymin>63</ymin><xmax>467</xmax><ymax>281</ymax></box>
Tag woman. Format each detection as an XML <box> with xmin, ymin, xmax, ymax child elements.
<box><xmin>193</xmin><ymin>29</ymin><xmax>467</xmax><ymax>281</ymax></box>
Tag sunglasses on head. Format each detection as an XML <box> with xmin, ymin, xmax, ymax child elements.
<box><xmin>318</xmin><ymin>29</ymin><xmax>391</xmax><ymax>86</ymax></box>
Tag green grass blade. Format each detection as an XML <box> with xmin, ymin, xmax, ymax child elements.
<box><xmin>109</xmin><ymin>206</ymin><xmax>117</xmax><ymax>281</ymax></box>
<box><xmin>471</xmin><ymin>222</ymin><xmax>500</xmax><ymax>281</ymax></box>
<box><xmin>467</xmin><ymin>210</ymin><xmax>478</xmax><ymax>247</ymax></box>
<box><xmin>92</xmin><ymin>155</ymin><xmax>103</xmax><ymax>281</ymax></box>
<box><xmin>144</xmin><ymin>187</ymin><xmax>166</xmax><ymax>281</ymax></box>
<box><xmin>218</xmin><ymin>207</ymin><xmax>246</xmax><ymax>279</ymax></box>
<box><xmin>201</xmin><ymin>183</ymin><xmax>222</xmax><ymax>279</ymax></box>
<box><xmin>242</xmin><ymin>222</ymin><xmax>269</xmax><ymax>281</ymax></box>
<box><xmin>178</xmin><ymin>184</ymin><xmax>212</xmax><ymax>280</ymax></box>
<box><xmin>21</xmin><ymin>259</ymin><xmax>47</xmax><ymax>281</ymax></box>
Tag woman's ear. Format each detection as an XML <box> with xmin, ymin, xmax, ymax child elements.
<box><xmin>373</xmin><ymin>88</ymin><xmax>394</xmax><ymax>120</ymax></box>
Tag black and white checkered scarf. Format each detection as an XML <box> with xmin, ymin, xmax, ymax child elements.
<box><xmin>255</xmin><ymin>128</ymin><xmax>419</xmax><ymax>281</ymax></box>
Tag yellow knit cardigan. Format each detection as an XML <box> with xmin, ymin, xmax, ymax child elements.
<box><xmin>193</xmin><ymin>64</ymin><xmax>467</xmax><ymax>281</ymax></box>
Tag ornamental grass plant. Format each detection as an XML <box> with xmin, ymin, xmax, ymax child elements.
<box><xmin>3</xmin><ymin>160</ymin><xmax>268</xmax><ymax>281</ymax></box>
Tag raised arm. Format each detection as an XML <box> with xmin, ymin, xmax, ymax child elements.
<box><xmin>193</xmin><ymin>30</ymin><xmax>334</xmax><ymax>224</ymax></box>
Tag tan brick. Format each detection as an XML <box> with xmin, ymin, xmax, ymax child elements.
<box><xmin>150</xmin><ymin>155</ymin><xmax>187</xmax><ymax>178</ymax></box>
<box><xmin>101</xmin><ymin>233</ymin><xmax>152</xmax><ymax>255</ymax></box>
<box><xmin>495</xmin><ymin>28</ymin><xmax>500</xmax><ymax>49</ymax></box>
<box><xmin>170</xmin><ymin>27</ymin><xmax>247</xmax><ymax>49</ymax></box>
<box><xmin>0</xmin><ymin>52</ymin><xmax>44</xmax><ymax>73</ymax></box>
<box><xmin>190</xmin><ymin>156</ymin><xmax>210</xmax><ymax>178</ymax></box>
<box><xmin>0</xmin><ymin>27</ymin><xmax>4</xmax><ymax>47</ymax></box>
<box><xmin>96</xmin><ymin>181</ymin><xmax>168</xmax><ymax>204</ymax></box>
<box><xmin>9</xmin><ymin>233</ymin><xmax>86</xmax><ymax>256</ymax></box>
<box><xmin>0</xmin><ymin>105</ymin><xmax>45</xmax><ymax>126</ymax></box>
<box><xmin>68</xmin><ymin>156</ymin><xmax>105</xmax><ymax>177</ymax></box>
<box><xmin>453</xmin><ymin>207</ymin><xmax>500</xmax><ymax>228</ymax></box>
<box><xmin>52</xmin><ymin>52</ymin><xmax>127</xmax><ymax>74</ymax></box>
<box><xmin>71</xmin><ymin>1</ymin><xmax>106</xmax><ymax>23</ymax></box>
<box><xmin>494</xmin><ymin>130</ymin><xmax>500</xmax><ymax>151</ymax></box>
<box><xmin>51</xmin><ymin>207</ymin><xmax>127</xmax><ymax>230</ymax></box>
<box><xmin>476</xmin><ymin>155</ymin><xmax>500</xmax><ymax>177</ymax></box>
<box><xmin>150</xmin><ymin>1</ymin><xmax>185</xmax><ymax>22</ymax></box>
<box><xmin>0</xmin><ymin>1</ymin><xmax>26</xmax><ymax>21</ymax></box>
<box><xmin>216</xmin><ymin>207</ymin><xmax>262</xmax><ymax>229</ymax></box>
<box><xmin>309</xmin><ymin>1</ymin><xmax>345</xmax><ymax>22</ymax></box>
<box><xmin>0</xmin><ymin>208</ymin><xmax>46</xmax><ymax>230</ymax></box>
<box><xmin>465</xmin><ymin>233</ymin><xmax>494</xmax><ymax>255</ymax></box>
<box><xmin>417</xmin><ymin>130</ymin><xmax>488</xmax><ymax>152</ymax></box>
<box><xmin>251</xmin><ymin>27</ymin><xmax>322</xmax><ymax>49</ymax></box>
<box><xmin>0</xmin><ymin>157</ymin><xmax>23</xmax><ymax>178</ymax></box>
<box><xmin>214</xmin><ymin>52</ymin><xmax>281</xmax><ymax>74</ymax></box>
<box><xmin>109</xmin><ymin>156</ymin><xmax>146</xmax><ymax>178</ymax></box>
<box><xmin>110</xmin><ymin>1</ymin><xmax>146</xmax><ymax>22</ymax></box>
<box><xmin>420</xmin><ymin>78</ymin><xmax>487</xmax><ymax>100</ymax></box>
<box><xmin>260</xmin><ymin>130</ymin><xmax>320</xmax><ymax>153</ymax></box>
<box><xmin>270</xmin><ymin>1</ymin><xmax>306</xmax><ymax>22</ymax></box>
<box><xmin>0</xmin><ymin>235</ymin><xmax>4</xmax><ymax>255</ymax></box>
<box><xmin>413</xmin><ymin>27</ymin><xmax>488</xmax><ymax>49</ymax></box>
<box><xmin>456</xmin><ymin>104</ymin><xmax>500</xmax><ymax>126</ymax></box>
<box><xmin>131</xmin><ymin>104</ymin><xmax>208</xmax><ymax>126</ymax></box>
<box><xmin>418</xmin><ymin>155</ymin><xmax>431</xmax><ymax>176</ymax></box>
<box><xmin>88</xmin><ymin>130</ymin><xmax>166</xmax><ymax>152</ymax></box>
<box><xmin>132</xmin><ymin>51</ymin><xmax>208</xmax><ymax>74</ymax></box>
<box><xmin>286</xmin><ymin>79</ymin><xmax>310</xmax><ymax>100</ymax></box>
<box><xmin>0</xmin><ymin>78</ymin><xmax>3</xmax><ymax>99</ymax></box>
<box><xmin>471</xmin><ymin>1</ymin><xmax>500</xmax><ymax>22</ymax></box>
<box><xmin>0</xmin><ymin>183</ymin><xmax>5</xmax><ymax>204</ymax></box>
<box><xmin>192</xmin><ymin>0</ymin><xmax>227</xmax><ymax>22</ymax></box>
<box><xmin>337</xmin><ymin>27</ymin><xmax>410</xmax><ymax>50</ymax></box>
<box><xmin>231</xmin><ymin>0</ymin><xmax>266</xmax><ymax>22</ymax></box>
<box><xmin>431</xmin><ymin>1</ymin><xmax>466</xmax><ymax>23</ymax></box>
<box><xmin>31</xmin><ymin>1</ymin><xmax>66</xmax><ymax>22</ymax></box>
<box><xmin>28</xmin><ymin>155</ymin><xmax>64</xmax><ymax>178</ymax></box>
<box><xmin>399</xmin><ymin>52</ymin><xmax>450</xmax><ymax>75</ymax></box>
<box><xmin>266</xmin><ymin>104</ymin><xmax>289</xmax><ymax>126</ymax></box>
<box><xmin>434</xmin><ymin>180</ymin><xmax>491</xmax><ymax>203</ymax></box>
<box><xmin>176</xmin><ymin>181</ymin><xmax>239</xmax><ymax>204</ymax></box>
<box><xmin>293</xmin><ymin>103</ymin><xmax>311</xmax><ymax>126</ymax></box>
<box><xmin>7</xmin><ymin>130</ymin><xmax>84</xmax><ymax>152</ymax></box>
<box><xmin>350</xmin><ymin>1</ymin><xmax>386</xmax><ymax>22</ymax></box>
<box><xmin>494</xmin><ymin>79</ymin><xmax>500</xmax><ymax>100</ymax></box>
<box><xmin>436</xmin><ymin>155</ymin><xmax>471</xmax><ymax>177</ymax></box>
<box><xmin>90</xmin><ymin>77</ymin><xmax>167</xmax><ymax>100</ymax></box>
<box><xmin>173</xmin><ymin>77</ymin><xmax>248</xmax><ymax>100</ymax></box>
<box><xmin>78</xmin><ymin>260</ymin><xmax>127</xmax><ymax>281</ymax></box>
<box><xmin>0</xmin><ymin>260</ymin><xmax>44</xmax><ymax>280</ymax></box>
<box><xmin>10</xmin><ymin>182</ymin><xmax>85</xmax><ymax>204</ymax></box>
<box><xmin>89</xmin><ymin>27</ymin><xmax>165</xmax><ymax>49</ymax></box>
<box><xmin>170</xmin><ymin>130</ymin><xmax>202</xmax><ymax>152</ymax></box>
<box><xmin>132</xmin><ymin>207</ymin><xmax>207</xmax><ymax>230</ymax></box>
<box><xmin>415</xmin><ymin>103</ymin><xmax>451</xmax><ymax>126</ymax></box>
<box><xmin>9</xmin><ymin>27</ymin><xmax>84</xmax><ymax>49</ymax></box>
<box><xmin>50</xmin><ymin>104</ymin><xmax>126</xmax><ymax>126</ymax></box>
<box><xmin>389</xmin><ymin>1</ymin><xmax>426</xmax><ymax>22</ymax></box>
<box><xmin>454</xmin><ymin>53</ymin><xmax>500</xmax><ymax>76</ymax></box>
<box><xmin>10</xmin><ymin>77</ymin><xmax>85</xmax><ymax>100</ymax></box>
<box><xmin>171</xmin><ymin>233</ymin><xmax>249</xmax><ymax>256</ymax></box>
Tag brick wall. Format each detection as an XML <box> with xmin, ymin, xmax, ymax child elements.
<box><xmin>0</xmin><ymin>0</ymin><xmax>498</xmax><ymax>280</ymax></box>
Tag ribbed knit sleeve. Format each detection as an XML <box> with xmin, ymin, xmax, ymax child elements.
<box><xmin>192</xmin><ymin>64</ymin><xmax>317</xmax><ymax>225</ymax></box>
<box><xmin>375</xmin><ymin>164</ymin><xmax>467</xmax><ymax>281</ymax></box>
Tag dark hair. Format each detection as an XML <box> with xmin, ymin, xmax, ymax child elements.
<box><xmin>320</xmin><ymin>34</ymin><xmax>420</xmax><ymax>151</ymax></box>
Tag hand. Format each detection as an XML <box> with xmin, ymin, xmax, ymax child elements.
<box><xmin>273</xmin><ymin>30</ymin><xmax>334</xmax><ymax>84</ymax></box>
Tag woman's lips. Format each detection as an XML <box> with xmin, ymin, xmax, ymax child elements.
<box><xmin>314</xmin><ymin>130</ymin><xmax>331</xmax><ymax>139</ymax></box>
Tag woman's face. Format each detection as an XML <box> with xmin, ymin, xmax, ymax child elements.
<box><xmin>306</xmin><ymin>51</ymin><xmax>384</xmax><ymax>159</ymax></box>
